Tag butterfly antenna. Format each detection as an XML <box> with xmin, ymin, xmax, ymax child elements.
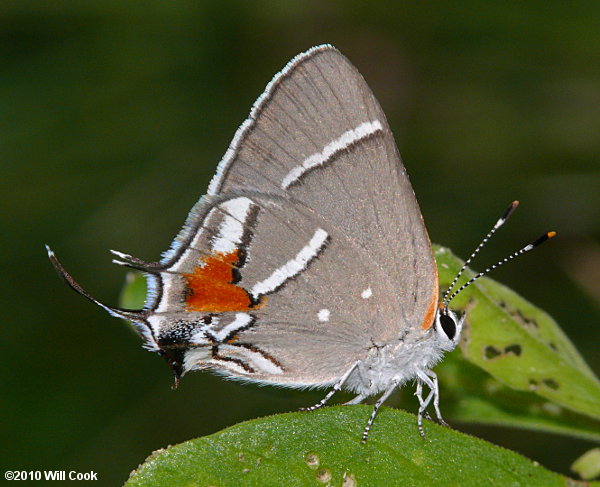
<box><xmin>444</xmin><ymin>231</ymin><xmax>556</xmax><ymax>308</ymax></box>
<box><xmin>441</xmin><ymin>201</ymin><xmax>519</xmax><ymax>309</ymax></box>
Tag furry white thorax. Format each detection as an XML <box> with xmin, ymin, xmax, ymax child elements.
<box><xmin>345</xmin><ymin>309</ymin><xmax>463</xmax><ymax>395</ymax></box>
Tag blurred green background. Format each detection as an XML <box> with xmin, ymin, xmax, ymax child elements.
<box><xmin>3</xmin><ymin>1</ymin><xmax>599</xmax><ymax>484</ymax></box>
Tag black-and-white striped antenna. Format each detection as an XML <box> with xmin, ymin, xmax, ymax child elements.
<box><xmin>441</xmin><ymin>201</ymin><xmax>519</xmax><ymax>308</ymax></box>
<box><xmin>441</xmin><ymin>201</ymin><xmax>556</xmax><ymax>312</ymax></box>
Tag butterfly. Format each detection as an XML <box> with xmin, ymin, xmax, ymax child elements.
<box><xmin>48</xmin><ymin>44</ymin><xmax>554</xmax><ymax>442</ymax></box>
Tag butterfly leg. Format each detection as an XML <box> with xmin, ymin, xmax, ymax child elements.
<box><xmin>426</xmin><ymin>370</ymin><xmax>448</xmax><ymax>427</ymax></box>
<box><xmin>300</xmin><ymin>361</ymin><xmax>359</xmax><ymax>412</ymax></box>
<box><xmin>416</xmin><ymin>369</ymin><xmax>448</xmax><ymax>436</ymax></box>
<box><xmin>415</xmin><ymin>378</ymin><xmax>435</xmax><ymax>438</ymax></box>
<box><xmin>361</xmin><ymin>377</ymin><xmax>401</xmax><ymax>444</ymax></box>
<box><xmin>343</xmin><ymin>393</ymin><xmax>367</xmax><ymax>405</ymax></box>
<box><xmin>342</xmin><ymin>363</ymin><xmax>370</xmax><ymax>405</ymax></box>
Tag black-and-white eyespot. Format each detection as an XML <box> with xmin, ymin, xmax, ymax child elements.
<box><xmin>439</xmin><ymin>313</ymin><xmax>456</xmax><ymax>340</ymax></box>
<box><xmin>434</xmin><ymin>308</ymin><xmax>464</xmax><ymax>350</ymax></box>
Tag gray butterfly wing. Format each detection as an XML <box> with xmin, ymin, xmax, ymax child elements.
<box><xmin>145</xmin><ymin>45</ymin><xmax>438</xmax><ymax>385</ymax></box>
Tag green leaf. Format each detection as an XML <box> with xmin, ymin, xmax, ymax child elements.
<box><xmin>436</xmin><ymin>353</ymin><xmax>600</xmax><ymax>443</ymax></box>
<box><xmin>572</xmin><ymin>448</ymin><xmax>600</xmax><ymax>481</ymax></box>
<box><xmin>434</xmin><ymin>246</ymin><xmax>600</xmax><ymax>423</ymax></box>
<box><xmin>120</xmin><ymin>271</ymin><xmax>147</xmax><ymax>310</ymax></box>
<box><xmin>125</xmin><ymin>407</ymin><xmax>596</xmax><ymax>487</ymax></box>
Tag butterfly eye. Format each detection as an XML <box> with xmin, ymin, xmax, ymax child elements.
<box><xmin>439</xmin><ymin>313</ymin><xmax>457</xmax><ymax>340</ymax></box>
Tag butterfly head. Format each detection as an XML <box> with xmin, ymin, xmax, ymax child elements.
<box><xmin>433</xmin><ymin>307</ymin><xmax>464</xmax><ymax>351</ymax></box>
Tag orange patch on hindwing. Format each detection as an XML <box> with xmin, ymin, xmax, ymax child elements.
<box><xmin>184</xmin><ymin>249</ymin><xmax>259</xmax><ymax>312</ymax></box>
<box><xmin>420</xmin><ymin>288</ymin><xmax>439</xmax><ymax>330</ymax></box>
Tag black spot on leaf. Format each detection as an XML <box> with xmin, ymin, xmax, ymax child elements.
<box><xmin>542</xmin><ymin>378</ymin><xmax>559</xmax><ymax>390</ymax></box>
<box><xmin>504</xmin><ymin>344</ymin><xmax>522</xmax><ymax>356</ymax></box>
<box><xmin>484</xmin><ymin>346</ymin><xmax>502</xmax><ymax>359</ymax></box>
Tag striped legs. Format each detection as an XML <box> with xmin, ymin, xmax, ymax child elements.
<box><xmin>361</xmin><ymin>377</ymin><xmax>401</xmax><ymax>443</ymax></box>
<box><xmin>415</xmin><ymin>369</ymin><xmax>448</xmax><ymax>437</ymax></box>
<box><xmin>301</xmin><ymin>365</ymin><xmax>448</xmax><ymax>442</ymax></box>
<box><xmin>300</xmin><ymin>361</ymin><xmax>359</xmax><ymax>412</ymax></box>
<box><xmin>343</xmin><ymin>393</ymin><xmax>367</xmax><ymax>405</ymax></box>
